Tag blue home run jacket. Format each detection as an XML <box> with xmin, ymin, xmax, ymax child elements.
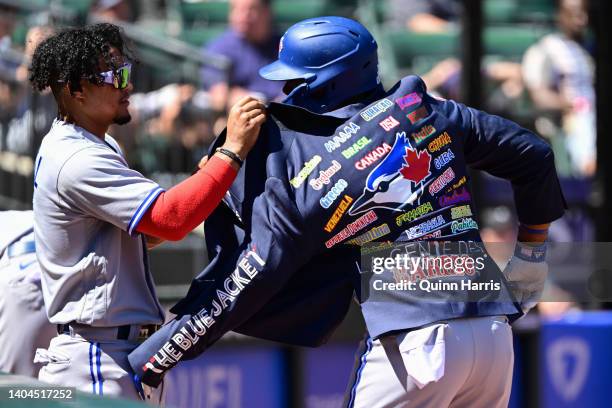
<box><xmin>129</xmin><ymin>76</ymin><xmax>566</xmax><ymax>386</ymax></box>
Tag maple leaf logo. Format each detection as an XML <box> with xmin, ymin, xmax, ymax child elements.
<box><xmin>400</xmin><ymin>147</ymin><xmax>431</xmax><ymax>183</ymax></box>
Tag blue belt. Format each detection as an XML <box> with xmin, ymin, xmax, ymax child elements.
<box><xmin>7</xmin><ymin>240</ymin><xmax>36</xmax><ymax>258</ymax></box>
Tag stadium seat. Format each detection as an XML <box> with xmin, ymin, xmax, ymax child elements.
<box><xmin>485</xmin><ymin>0</ymin><xmax>519</xmax><ymax>24</ymax></box>
<box><xmin>368</xmin><ymin>0</ymin><xmax>553</xmax><ymax>26</ymax></box>
<box><xmin>56</xmin><ymin>0</ymin><xmax>94</xmax><ymax>15</ymax></box>
<box><xmin>372</xmin><ymin>0</ymin><xmax>390</xmax><ymax>23</ymax></box>
<box><xmin>13</xmin><ymin>0</ymin><xmax>49</xmax><ymax>10</ymax></box>
<box><xmin>484</xmin><ymin>26</ymin><xmax>551</xmax><ymax>56</ymax></box>
<box><xmin>515</xmin><ymin>0</ymin><xmax>555</xmax><ymax>23</ymax></box>
<box><xmin>180</xmin><ymin>0</ymin><xmax>229</xmax><ymax>26</ymax></box>
<box><xmin>385</xmin><ymin>30</ymin><xmax>459</xmax><ymax>67</ymax></box>
<box><xmin>180</xmin><ymin>26</ymin><xmax>226</xmax><ymax>47</ymax></box>
<box><xmin>385</xmin><ymin>26</ymin><xmax>550</xmax><ymax>69</ymax></box>
<box><xmin>179</xmin><ymin>0</ymin><xmax>342</xmax><ymax>29</ymax></box>
<box><xmin>273</xmin><ymin>0</ymin><xmax>336</xmax><ymax>25</ymax></box>
<box><xmin>484</xmin><ymin>0</ymin><xmax>556</xmax><ymax>25</ymax></box>
<box><xmin>11</xmin><ymin>21</ymin><xmax>29</xmax><ymax>48</ymax></box>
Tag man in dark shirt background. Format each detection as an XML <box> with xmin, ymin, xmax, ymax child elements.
<box><xmin>201</xmin><ymin>0</ymin><xmax>283</xmax><ymax>114</ymax></box>
<box><xmin>388</xmin><ymin>0</ymin><xmax>461</xmax><ymax>33</ymax></box>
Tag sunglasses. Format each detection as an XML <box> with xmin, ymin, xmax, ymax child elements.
<box><xmin>98</xmin><ymin>63</ymin><xmax>132</xmax><ymax>89</ymax></box>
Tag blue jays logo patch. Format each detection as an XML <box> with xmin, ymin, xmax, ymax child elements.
<box><xmin>349</xmin><ymin>132</ymin><xmax>433</xmax><ymax>215</ymax></box>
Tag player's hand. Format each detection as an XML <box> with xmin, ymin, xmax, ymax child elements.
<box><xmin>223</xmin><ymin>96</ymin><xmax>266</xmax><ymax>160</ymax></box>
<box><xmin>503</xmin><ymin>256</ymin><xmax>548</xmax><ymax>314</ymax></box>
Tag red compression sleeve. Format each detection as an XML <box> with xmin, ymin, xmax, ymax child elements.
<box><xmin>136</xmin><ymin>156</ymin><xmax>237</xmax><ymax>240</ymax></box>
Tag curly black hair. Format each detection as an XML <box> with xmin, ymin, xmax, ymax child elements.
<box><xmin>29</xmin><ymin>23</ymin><xmax>133</xmax><ymax>96</ymax></box>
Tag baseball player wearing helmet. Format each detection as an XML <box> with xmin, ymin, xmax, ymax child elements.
<box><xmin>0</xmin><ymin>211</ymin><xmax>56</xmax><ymax>377</ymax></box>
<box><xmin>28</xmin><ymin>23</ymin><xmax>264</xmax><ymax>401</ymax></box>
<box><xmin>127</xmin><ymin>17</ymin><xmax>565</xmax><ymax>408</ymax></box>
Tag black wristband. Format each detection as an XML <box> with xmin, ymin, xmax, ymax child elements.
<box><xmin>215</xmin><ymin>147</ymin><xmax>244</xmax><ymax>167</ymax></box>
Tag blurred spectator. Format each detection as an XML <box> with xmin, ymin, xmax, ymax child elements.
<box><xmin>420</xmin><ymin>58</ymin><xmax>462</xmax><ymax>100</ymax></box>
<box><xmin>388</xmin><ymin>0</ymin><xmax>461</xmax><ymax>33</ymax></box>
<box><xmin>90</xmin><ymin>0</ymin><xmax>135</xmax><ymax>23</ymax></box>
<box><xmin>0</xmin><ymin>4</ymin><xmax>19</xmax><ymax>119</ymax></box>
<box><xmin>16</xmin><ymin>26</ymin><xmax>54</xmax><ymax>83</ymax></box>
<box><xmin>0</xmin><ymin>4</ymin><xmax>15</xmax><ymax>44</ymax></box>
<box><xmin>421</xmin><ymin>57</ymin><xmax>524</xmax><ymax>115</ymax></box>
<box><xmin>201</xmin><ymin>0</ymin><xmax>283</xmax><ymax>112</ymax></box>
<box><xmin>0</xmin><ymin>4</ymin><xmax>18</xmax><ymax>70</ymax></box>
<box><xmin>1</xmin><ymin>26</ymin><xmax>56</xmax><ymax>155</ymax></box>
<box><xmin>522</xmin><ymin>0</ymin><xmax>595</xmax><ymax>177</ymax></box>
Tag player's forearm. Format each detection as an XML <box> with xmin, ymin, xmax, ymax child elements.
<box><xmin>509</xmin><ymin>141</ymin><xmax>565</xmax><ymax>225</ymax></box>
<box><xmin>457</xmin><ymin>102</ymin><xmax>566</xmax><ymax>224</ymax></box>
<box><xmin>135</xmin><ymin>156</ymin><xmax>237</xmax><ymax>240</ymax></box>
<box><xmin>510</xmin><ymin>147</ymin><xmax>566</xmax><ymax>225</ymax></box>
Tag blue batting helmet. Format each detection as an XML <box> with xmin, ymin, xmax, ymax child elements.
<box><xmin>259</xmin><ymin>16</ymin><xmax>379</xmax><ymax>113</ymax></box>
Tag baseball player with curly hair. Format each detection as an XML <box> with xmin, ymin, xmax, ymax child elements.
<box><xmin>29</xmin><ymin>22</ymin><xmax>264</xmax><ymax>401</ymax></box>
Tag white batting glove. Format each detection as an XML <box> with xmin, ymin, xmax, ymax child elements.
<box><xmin>503</xmin><ymin>242</ymin><xmax>548</xmax><ymax>314</ymax></box>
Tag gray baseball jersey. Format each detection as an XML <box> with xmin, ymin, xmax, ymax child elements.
<box><xmin>33</xmin><ymin>119</ymin><xmax>164</xmax><ymax>327</ymax></box>
<box><xmin>0</xmin><ymin>211</ymin><xmax>56</xmax><ymax>377</ymax></box>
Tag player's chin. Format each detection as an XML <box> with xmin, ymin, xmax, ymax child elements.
<box><xmin>113</xmin><ymin>112</ymin><xmax>132</xmax><ymax>125</ymax></box>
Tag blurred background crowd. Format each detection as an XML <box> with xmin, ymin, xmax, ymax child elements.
<box><xmin>1</xmin><ymin>1</ymin><xmax>611</xmax><ymax>407</ymax></box>
<box><xmin>0</xmin><ymin>0</ymin><xmax>599</xmax><ymax>232</ymax></box>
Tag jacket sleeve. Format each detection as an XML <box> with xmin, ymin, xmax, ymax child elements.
<box><xmin>439</xmin><ymin>97</ymin><xmax>567</xmax><ymax>224</ymax></box>
<box><xmin>128</xmin><ymin>177</ymin><xmax>312</xmax><ymax>387</ymax></box>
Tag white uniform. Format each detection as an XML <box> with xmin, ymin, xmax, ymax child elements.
<box><xmin>32</xmin><ymin>119</ymin><xmax>165</xmax><ymax>401</ymax></box>
<box><xmin>0</xmin><ymin>211</ymin><xmax>56</xmax><ymax>377</ymax></box>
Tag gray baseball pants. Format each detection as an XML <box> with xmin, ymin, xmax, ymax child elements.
<box><xmin>344</xmin><ymin>316</ymin><xmax>514</xmax><ymax>408</ymax></box>
<box><xmin>35</xmin><ymin>328</ymin><xmax>164</xmax><ymax>404</ymax></box>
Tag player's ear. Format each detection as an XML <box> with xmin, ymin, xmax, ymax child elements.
<box><xmin>69</xmin><ymin>80</ymin><xmax>87</xmax><ymax>103</ymax></box>
<box><xmin>56</xmin><ymin>84</ymin><xmax>74</xmax><ymax>106</ymax></box>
